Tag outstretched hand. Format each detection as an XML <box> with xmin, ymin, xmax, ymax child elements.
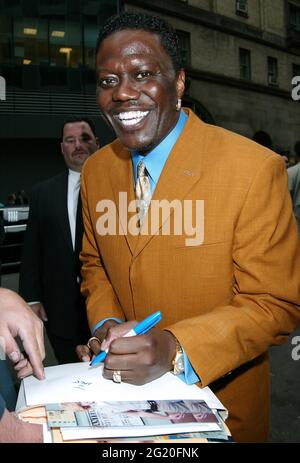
<box><xmin>0</xmin><ymin>288</ymin><xmax>45</xmax><ymax>380</ymax></box>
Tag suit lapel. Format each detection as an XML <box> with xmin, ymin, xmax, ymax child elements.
<box><xmin>134</xmin><ymin>111</ymin><xmax>204</xmax><ymax>258</ymax></box>
<box><xmin>75</xmin><ymin>193</ymin><xmax>84</xmax><ymax>257</ymax></box>
<box><xmin>109</xmin><ymin>146</ymin><xmax>138</xmax><ymax>255</ymax></box>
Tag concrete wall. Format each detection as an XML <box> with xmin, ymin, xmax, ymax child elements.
<box><xmin>189</xmin><ymin>77</ymin><xmax>300</xmax><ymax>152</ymax></box>
<box><xmin>188</xmin><ymin>0</ymin><xmax>287</xmax><ymax>37</ymax></box>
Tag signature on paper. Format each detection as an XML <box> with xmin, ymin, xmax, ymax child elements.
<box><xmin>72</xmin><ymin>380</ymin><xmax>92</xmax><ymax>391</ymax></box>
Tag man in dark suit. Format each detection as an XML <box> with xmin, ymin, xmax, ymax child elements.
<box><xmin>0</xmin><ymin>215</ymin><xmax>4</xmax><ymax>285</ymax></box>
<box><xmin>19</xmin><ymin>117</ymin><xmax>99</xmax><ymax>363</ymax></box>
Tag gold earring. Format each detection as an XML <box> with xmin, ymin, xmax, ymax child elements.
<box><xmin>176</xmin><ymin>98</ymin><xmax>182</xmax><ymax>111</ymax></box>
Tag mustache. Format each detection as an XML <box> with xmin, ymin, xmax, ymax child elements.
<box><xmin>72</xmin><ymin>149</ymin><xmax>87</xmax><ymax>155</ymax></box>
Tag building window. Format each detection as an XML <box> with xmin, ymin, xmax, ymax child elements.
<box><xmin>290</xmin><ymin>4</ymin><xmax>300</xmax><ymax>31</ymax></box>
<box><xmin>176</xmin><ymin>30</ymin><xmax>191</xmax><ymax>68</ymax></box>
<box><xmin>239</xmin><ymin>48</ymin><xmax>251</xmax><ymax>80</ymax></box>
<box><xmin>236</xmin><ymin>0</ymin><xmax>248</xmax><ymax>18</ymax></box>
<box><xmin>268</xmin><ymin>57</ymin><xmax>278</xmax><ymax>85</ymax></box>
<box><xmin>13</xmin><ymin>17</ymin><xmax>48</xmax><ymax>66</ymax></box>
<box><xmin>39</xmin><ymin>0</ymin><xmax>65</xmax><ymax>4</ymax></box>
<box><xmin>293</xmin><ymin>63</ymin><xmax>300</xmax><ymax>77</ymax></box>
<box><xmin>0</xmin><ymin>16</ymin><xmax>12</xmax><ymax>65</ymax></box>
<box><xmin>49</xmin><ymin>18</ymin><xmax>82</xmax><ymax>69</ymax></box>
<box><xmin>83</xmin><ymin>15</ymin><xmax>97</xmax><ymax>69</ymax></box>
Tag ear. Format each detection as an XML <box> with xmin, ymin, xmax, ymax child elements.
<box><xmin>95</xmin><ymin>137</ymin><xmax>100</xmax><ymax>148</ymax></box>
<box><xmin>60</xmin><ymin>142</ymin><xmax>65</xmax><ymax>155</ymax></box>
<box><xmin>176</xmin><ymin>69</ymin><xmax>185</xmax><ymax>99</ymax></box>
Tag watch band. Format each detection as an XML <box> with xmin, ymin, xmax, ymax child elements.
<box><xmin>172</xmin><ymin>341</ymin><xmax>185</xmax><ymax>375</ymax></box>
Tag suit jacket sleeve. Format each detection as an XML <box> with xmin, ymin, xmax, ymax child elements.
<box><xmin>19</xmin><ymin>186</ymin><xmax>43</xmax><ymax>303</ymax></box>
<box><xmin>80</xmin><ymin>166</ymin><xmax>125</xmax><ymax>330</ymax></box>
<box><xmin>167</xmin><ymin>155</ymin><xmax>300</xmax><ymax>387</ymax></box>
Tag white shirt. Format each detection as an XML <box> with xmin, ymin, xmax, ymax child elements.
<box><xmin>67</xmin><ymin>169</ymin><xmax>81</xmax><ymax>250</ymax></box>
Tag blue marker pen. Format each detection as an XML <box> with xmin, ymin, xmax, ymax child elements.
<box><xmin>90</xmin><ymin>311</ymin><xmax>162</xmax><ymax>366</ymax></box>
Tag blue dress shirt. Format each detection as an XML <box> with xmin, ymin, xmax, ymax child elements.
<box><xmin>92</xmin><ymin>110</ymin><xmax>199</xmax><ymax>385</ymax></box>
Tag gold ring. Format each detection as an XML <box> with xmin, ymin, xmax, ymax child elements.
<box><xmin>112</xmin><ymin>370</ymin><xmax>122</xmax><ymax>383</ymax></box>
<box><xmin>87</xmin><ymin>336</ymin><xmax>101</xmax><ymax>350</ymax></box>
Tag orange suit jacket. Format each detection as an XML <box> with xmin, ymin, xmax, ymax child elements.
<box><xmin>80</xmin><ymin>109</ymin><xmax>300</xmax><ymax>442</ymax></box>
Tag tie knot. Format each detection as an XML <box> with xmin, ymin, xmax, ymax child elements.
<box><xmin>137</xmin><ymin>160</ymin><xmax>147</xmax><ymax>178</ymax></box>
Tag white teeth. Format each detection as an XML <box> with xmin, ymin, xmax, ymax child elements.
<box><xmin>114</xmin><ymin>111</ymin><xmax>149</xmax><ymax>126</ymax></box>
<box><xmin>117</xmin><ymin>111</ymin><xmax>149</xmax><ymax>120</ymax></box>
<box><xmin>120</xmin><ymin>117</ymin><xmax>143</xmax><ymax>126</ymax></box>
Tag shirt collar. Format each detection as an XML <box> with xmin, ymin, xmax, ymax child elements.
<box><xmin>131</xmin><ymin>110</ymin><xmax>188</xmax><ymax>185</ymax></box>
<box><xmin>68</xmin><ymin>169</ymin><xmax>81</xmax><ymax>185</ymax></box>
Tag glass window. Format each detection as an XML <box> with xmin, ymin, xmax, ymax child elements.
<box><xmin>49</xmin><ymin>18</ymin><xmax>82</xmax><ymax>68</ymax></box>
<box><xmin>293</xmin><ymin>63</ymin><xmax>300</xmax><ymax>77</ymax></box>
<box><xmin>290</xmin><ymin>4</ymin><xmax>300</xmax><ymax>31</ymax></box>
<box><xmin>2</xmin><ymin>0</ymin><xmax>20</xmax><ymax>9</ymax></box>
<box><xmin>83</xmin><ymin>15</ymin><xmax>97</xmax><ymax>69</ymax></box>
<box><xmin>236</xmin><ymin>0</ymin><xmax>248</xmax><ymax>18</ymax></box>
<box><xmin>13</xmin><ymin>17</ymin><xmax>47</xmax><ymax>66</ymax></box>
<box><xmin>0</xmin><ymin>16</ymin><xmax>12</xmax><ymax>65</ymax></box>
<box><xmin>40</xmin><ymin>64</ymin><xmax>67</xmax><ymax>86</ymax></box>
<box><xmin>39</xmin><ymin>0</ymin><xmax>65</xmax><ymax>4</ymax></box>
<box><xmin>176</xmin><ymin>30</ymin><xmax>191</xmax><ymax>68</ymax></box>
<box><xmin>239</xmin><ymin>48</ymin><xmax>251</xmax><ymax>80</ymax></box>
<box><xmin>268</xmin><ymin>57</ymin><xmax>278</xmax><ymax>85</ymax></box>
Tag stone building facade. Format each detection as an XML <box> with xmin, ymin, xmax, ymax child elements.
<box><xmin>124</xmin><ymin>0</ymin><xmax>300</xmax><ymax>160</ymax></box>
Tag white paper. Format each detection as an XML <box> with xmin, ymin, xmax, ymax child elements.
<box><xmin>61</xmin><ymin>421</ymin><xmax>220</xmax><ymax>441</ymax></box>
<box><xmin>21</xmin><ymin>362</ymin><xmax>226</xmax><ymax>413</ymax></box>
<box><xmin>42</xmin><ymin>423</ymin><xmax>53</xmax><ymax>443</ymax></box>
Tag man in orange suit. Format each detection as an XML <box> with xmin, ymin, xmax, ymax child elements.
<box><xmin>77</xmin><ymin>12</ymin><xmax>300</xmax><ymax>442</ymax></box>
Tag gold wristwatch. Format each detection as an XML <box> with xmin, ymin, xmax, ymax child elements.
<box><xmin>172</xmin><ymin>341</ymin><xmax>185</xmax><ymax>375</ymax></box>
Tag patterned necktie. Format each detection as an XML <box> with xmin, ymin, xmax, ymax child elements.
<box><xmin>135</xmin><ymin>160</ymin><xmax>151</xmax><ymax>228</ymax></box>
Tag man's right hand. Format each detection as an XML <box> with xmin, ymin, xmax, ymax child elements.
<box><xmin>76</xmin><ymin>320</ymin><xmax>118</xmax><ymax>362</ymax></box>
<box><xmin>31</xmin><ymin>303</ymin><xmax>48</xmax><ymax>322</ymax></box>
<box><xmin>0</xmin><ymin>288</ymin><xmax>45</xmax><ymax>380</ymax></box>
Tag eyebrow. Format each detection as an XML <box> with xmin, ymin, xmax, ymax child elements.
<box><xmin>64</xmin><ymin>132</ymin><xmax>92</xmax><ymax>140</ymax></box>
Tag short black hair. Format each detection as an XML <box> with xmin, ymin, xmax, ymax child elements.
<box><xmin>294</xmin><ymin>140</ymin><xmax>300</xmax><ymax>157</ymax></box>
<box><xmin>96</xmin><ymin>12</ymin><xmax>183</xmax><ymax>73</ymax></box>
<box><xmin>61</xmin><ymin>116</ymin><xmax>96</xmax><ymax>139</ymax></box>
<box><xmin>253</xmin><ymin>131</ymin><xmax>273</xmax><ymax>150</ymax></box>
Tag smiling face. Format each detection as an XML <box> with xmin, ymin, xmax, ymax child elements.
<box><xmin>96</xmin><ymin>29</ymin><xmax>185</xmax><ymax>154</ymax></box>
<box><xmin>61</xmin><ymin>121</ymin><xmax>99</xmax><ymax>172</ymax></box>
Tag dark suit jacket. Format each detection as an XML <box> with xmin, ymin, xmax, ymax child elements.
<box><xmin>0</xmin><ymin>360</ymin><xmax>16</xmax><ymax>412</ymax></box>
<box><xmin>19</xmin><ymin>171</ymin><xmax>90</xmax><ymax>342</ymax></box>
<box><xmin>0</xmin><ymin>216</ymin><xmax>4</xmax><ymax>285</ymax></box>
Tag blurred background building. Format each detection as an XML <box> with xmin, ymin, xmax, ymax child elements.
<box><xmin>0</xmin><ymin>0</ymin><xmax>300</xmax><ymax>442</ymax></box>
<box><xmin>0</xmin><ymin>0</ymin><xmax>300</xmax><ymax>201</ymax></box>
<box><xmin>124</xmin><ymin>0</ymin><xmax>300</xmax><ymax>156</ymax></box>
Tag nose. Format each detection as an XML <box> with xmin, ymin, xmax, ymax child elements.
<box><xmin>74</xmin><ymin>138</ymin><xmax>82</xmax><ymax>149</ymax></box>
<box><xmin>112</xmin><ymin>76</ymin><xmax>140</xmax><ymax>102</ymax></box>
